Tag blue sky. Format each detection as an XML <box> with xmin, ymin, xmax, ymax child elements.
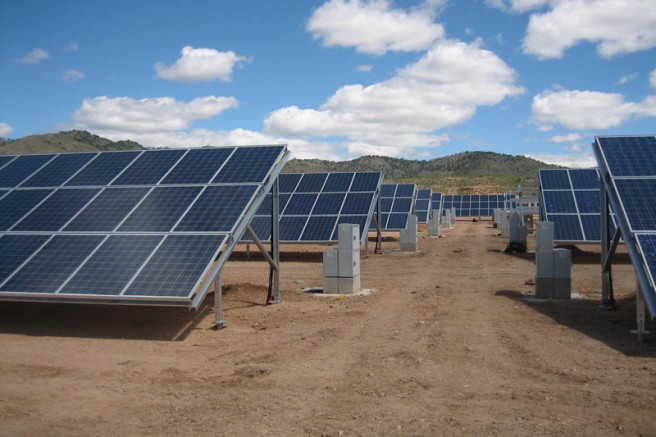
<box><xmin>1</xmin><ymin>0</ymin><xmax>654</xmax><ymax>167</ymax></box>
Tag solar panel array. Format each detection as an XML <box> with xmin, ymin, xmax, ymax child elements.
<box><xmin>372</xmin><ymin>183</ymin><xmax>417</xmax><ymax>230</ymax></box>
<box><xmin>247</xmin><ymin>171</ymin><xmax>383</xmax><ymax>243</ymax></box>
<box><xmin>538</xmin><ymin>168</ymin><xmax>614</xmax><ymax>243</ymax></box>
<box><xmin>441</xmin><ymin>194</ymin><xmax>505</xmax><ymax>217</ymax></box>
<box><xmin>594</xmin><ymin>135</ymin><xmax>656</xmax><ymax>315</ymax></box>
<box><xmin>414</xmin><ymin>188</ymin><xmax>433</xmax><ymax>223</ymax></box>
<box><xmin>0</xmin><ymin>146</ymin><xmax>287</xmax><ymax>307</ymax></box>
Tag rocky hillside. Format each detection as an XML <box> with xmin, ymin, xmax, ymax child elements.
<box><xmin>0</xmin><ymin>130</ymin><xmax>143</xmax><ymax>155</ymax></box>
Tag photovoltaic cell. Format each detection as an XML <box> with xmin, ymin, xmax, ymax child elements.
<box><xmin>118</xmin><ymin>186</ymin><xmax>201</xmax><ymax>232</ymax></box>
<box><xmin>539</xmin><ymin>170</ymin><xmax>571</xmax><ymax>190</ymax></box>
<box><xmin>279</xmin><ymin>216</ymin><xmax>308</xmax><ymax>241</ymax></box>
<box><xmin>175</xmin><ymin>185</ymin><xmax>258</xmax><ymax>233</ymax></box>
<box><xmin>313</xmin><ymin>193</ymin><xmax>346</xmax><ymax>215</ymax></box>
<box><xmin>64</xmin><ymin>187</ymin><xmax>151</xmax><ymax>232</ymax></box>
<box><xmin>278</xmin><ymin>173</ymin><xmax>302</xmax><ymax>192</ymax></box>
<box><xmin>61</xmin><ymin>235</ymin><xmax>163</xmax><ymax>295</ymax></box>
<box><xmin>414</xmin><ymin>188</ymin><xmax>432</xmax><ymax>223</ymax></box>
<box><xmin>1</xmin><ymin>235</ymin><xmax>104</xmax><ymax>293</ymax></box>
<box><xmin>351</xmin><ymin>172</ymin><xmax>381</xmax><ymax>192</ymax></box>
<box><xmin>124</xmin><ymin>234</ymin><xmax>226</xmax><ymax>298</ymax></box>
<box><xmin>574</xmin><ymin>190</ymin><xmax>600</xmax><ymax>214</ymax></box>
<box><xmin>550</xmin><ymin>215</ymin><xmax>584</xmax><ymax>242</ymax></box>
<box><xmin>283</xmin><ymin>193</ymin><xmax>318</xmax><ymax>215</ymax></box>
<box><xmin>161</xmin><ymin>148</ymin><xmax>232</xmax><ymax>184</ymax></box>
<box><xmin>374</xmin><ymin>183</ymin><xmax>416</xmax><ymax>230</ymax></box>
<box><xmin>12</xmin><ymin>188</ymin><xmax>99</xmax><ymax>231</ymax></box>
<box><xmin>323</xmin><ymin>173</ymin><xmax>353</xmax><ymax>192</ymax></box>
<box><xmin>569</xmin><ymin>169</ymin><xmax>599</xmax><ymax>190</ymax></box>
<box><xmin>112</xmin><ymin>149</ymin><xmax>185</xmax><ymax>185</ymax></box>
<box><xmin>543</xmin><ymin>191</ymin><xmax>577</xmax><ymax>213</ymax></box>
<box><xmin>0</xmin><ymin>235</ymin><xmax>50</xmax><ymax>283</ymax></box>
<box><xmin>66</xmin><ymin>151</ymin><xmax>140</xmax><ymax>186</ymax></box>
<box><xmin>637</xmin><ymin>234</ymin><xmax>656</xmax><ymax>291</ymax></box>
<box><xmin>302</xmin><ymin>216</ymin><xmax>337</xmax><ymax>241</ymax></box>
<box><xmin>0</xmin><ymin>189</ymin><xmax>53</xmax><ymax>231</ymax></box>
<box><xmin>20</xmin><ymin>153</ymin><xmax>96</xmax><ymax>187</ymax></box>
<box><xmin>295</xmin><ymin>173</ymin><xmax>327</xmax><ymax>193</ymax></box>
<box><xmin>0</xmin><ymin>154</ymin><xmax>54</xmax><ymax>187</ymax></box>
<box><xmin>0</xmin><ymin>155</ymin><xmax>16</xmax><ymax>170</ymax></box>
<box><xmin>614</xmin><ymin>179</ymin><xmax>656</xmax><ymax>232</ymax></box>
<box><xmin>212</xmin><ymin>146</ymin><xmax>284</xmax><ymax>183</ymax></box>
<box><xmin>341</xmin><ymin>192</ymin><xmax>375</xmax><ymax>214</ymax></box>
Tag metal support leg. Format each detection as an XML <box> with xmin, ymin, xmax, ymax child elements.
<box><xmin>631</xmin><ymin>279</ymin><xmax>650</xmax><ymax>342</ymax></box>
<box><xmin>213</xmin><ymin>274</ymin><xmax>227</xmax><ymax>329</ymax></box>
<box><xmin>270</xmin><ymin>177</ymin><xmax>282</xmax><ymax>304</ymax></box>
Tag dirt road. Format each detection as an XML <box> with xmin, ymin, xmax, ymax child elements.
<box><xmin>1</xmin><ymin>220</ymin><xmax>655</xmax><ymax>436</ymax></box>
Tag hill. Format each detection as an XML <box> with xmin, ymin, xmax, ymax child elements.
<box><xmin>284</xmin><ymin>152</ymin><xmax>560</xmax><ymax>194</ymax></box>
<box><xmin>0</xmin><ymin>130</ymin><xmax>557</xmax><ymax>193</ymax></box>
<box><xmin>0</xmin><ymin>130</ymin><xmax>143</xmax><ymax>155</ymax></box>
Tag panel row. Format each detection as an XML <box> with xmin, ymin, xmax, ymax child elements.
<box><xmin>442</xmin><ymin>194</ymin><xmax>505</xmax><ymax>217</ymax></box>
<box><xmin>0</xmin><ymin>146</ymin><xmax>285</xmax><ymax>188</ymax></box>
<box><xmin>0</xmin><ymin>233</ymin><xmax>226</xmax><ymax>299</ymax></box>
<box><xmin>0</xmin><ymin>185</ymin><xmax>258</xmax><ymax>233</ymax></box>
<box><xmin>414</xmin><ymin>189</ymin><xmax>433</xmax><ymax>223</ymax></box>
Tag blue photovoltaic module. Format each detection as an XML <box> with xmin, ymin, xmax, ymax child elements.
<box><xmin>0</xmin><ymin>145</ymin><xmax>288</xmax><ymax>307</ymax></box>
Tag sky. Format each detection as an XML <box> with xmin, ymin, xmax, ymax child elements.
<box><xmin>0</xmin><ymin>0</ymin><xmax>655</xmax><ymax>168</ymax></box>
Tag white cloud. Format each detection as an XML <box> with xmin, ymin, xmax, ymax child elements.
<box><xmin>357</xmin><ymin>64</ymin><xmax>374</xmax><ymax>72</ymax></box>
<box><xmin>486</xmin><ymin>0</ymin><xmax>548</xmax><ymax>13</ymax></box>
<box><xmin>62</xmin><ymin>69</ymin><xmax>85</xmax><ymax>82</ymax></box>
<box><xmin>526</xmin><ymin>152</ymin><xmax>597</xmax><ymax>169</ymax></box>
<box><xmin>616</xmin><ymin>73</ymin><xmax>638</xmax><ymax>85</ymax></box>
<box><xmin>550</xmin><ymin>133</ymin><xmax>581</xmax><ymax>143</ymax></box>
<box><xmin>306</xmin><ymin>0</ymin><xmax>445</xmax><ymax>55</ymax></box>
<box><xmin>650</xmin><ymin>69</ymin><xmax>656</xmax><ymax>89</ymax></box>
<box><xmin>531</xmin><ymin>88</ymin><xmax>656</xmax><ymax>130</ymax></box>
<box><xmin>265</xmin><ymin>39</ymin><xmax>524</xmax><ymax>157</ymax></box>
<box><xmin>72</xmin><ymin>96</ymin><xmax>239</xmax><ymax>133</ymax></box>
<box><xmin>523</xmin><ymin>0</ymin><xmax>656</xmax><ymax>59</ymax></box>
<box><xmin>155</xmin><ymin>46</ymin><xmax>250</xmax><ymax>82</ymax></box>
<box><xmin>64</xmin><ymin>41</ymin><xmax>79</xmax><ymax>52</ymax></box>
<box><xmin>0</xmin><ymin>122</ymin><xmax>14</xmax><ymax>137</ymax></box>
<box><xmin>17</xmin><ymin>48</ymin><xmax>50</xmax><ymax>64</ymax></box>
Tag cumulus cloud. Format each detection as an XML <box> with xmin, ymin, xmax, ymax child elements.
<box><xmin>155</xmin><ymin>46</ymin><xmax>250</xmax><ymax>82</ymax></box>
<box><xmin>523</xmin><ymin>0</ymin><xmax>656</xmax><ymax>59</ymax></box>
<box><xmin>650</xmin><ymin>69</ymin><xmax>656</xmax><ymax>89</ymax></box>
<box><xmin>486</xmin><ymin>0</ymin><xmax>548</xmax><ymax>13</ymax></box>
<box><xmin>72</xmin><ymin>96</ymin><xmax>239</xmax><ymax>133</ymax></box>
<box><xmin>616</xmin><ymin>73</ymin><xmax>638</xmax><ymax>85</ymax></box>
<box><xmin>265</xmin><ymin>39</ymin><xmax>524</xmax><ymax>157</ymax></box>
<box><xmin>526</xmin><ymin>152</ymin><xmax>597</xmax><ymax>168</ymax></box>
<box><xmin>62</xmin><ymin>69</ymin><xmax>85</xmax><ymax>82</ymax></box>
<box><xmin>357</xmin><ymin>64</ymin><xmax>374</xmax><ymax>72</ymax></box>
<box><xmin>0</xmin><ymin>122</ymin><xmax>14</xmax><ymax>137</ymax></box>
<box><xmin>17</xmin><ymin>48</ymin><xmax>50</xmax><ymax>64</ymax></box>
<box><xmin>531</xmin><ymin>88</ymin><xmax>656</xmax><ymax>130</ymax></box>
<box><xmin>306</xmin><ymin>0</ymin><xmax>445</xmax><ymax>55</ymax></box>
<box><xmin>550</xmin><ymin>133</ymin><xmax>581</xmax><ymax>143</ymax></box>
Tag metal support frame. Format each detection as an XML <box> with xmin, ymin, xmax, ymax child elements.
<box><xmin>213</xmin><ymin>274</ymin><xmax>227</xmax><ymax>329</ymax></box>
<box><xmin>630</xmin><ymin>277</ymin><xmax>650</xmax><ymax>342</ymax></box>
<box><xmin>375</xmin><ymin>191</ymin><xmax>383</xmax><ymax>254</ymax></box>
<box><xmin>270</xmin><ymin>177</ymin><xmax>282</xmax><ymax>304</ymax></box>
<box><xmin>600</xmin><ymin>178</ymin><xmax>616</xmax><ymax>309</ymax></box>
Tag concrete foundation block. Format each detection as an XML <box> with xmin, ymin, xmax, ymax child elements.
<box><xmin>553</xmin><ymin>278</ymin><xmax>571</xmax><ymax>300</ymax></box>
<box><xmin>338</xmin><ymin>275</ymin><xmax>361</xmax><ymax>294</ymax></box>
<box><xmin>323</xmin><ymin>277</ymin><xmax>339</xmax><ymax>294</ymax></box>
<box><xmin>535</xmin><ymin>278</ymin><xmax>554</xmax><ymax>299</ymax></box>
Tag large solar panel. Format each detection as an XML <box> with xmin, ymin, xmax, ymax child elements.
<box><xmin>414</xmin><ymin>188</ymin><xmax>432</xmax><ymax>223</ymax></box>
<box><xmin>594</xmin><ymin>135</ymin><xmax>656</xmax><ymax>316</ymax></box>
<box><xmin>538</xmin><ymin>168</ymin><xmax>613</xmax><ymax>243</ymax></box>
<box><xmin>441</xmin><ymin>194</ymin><xmax>504</xmax><ymax>217</ymax></box>
<box><xmin>246</xmin><ymin>171</ymin><xmax>383</xmax><ymax>243</ymax></box>
<box><xmin>0</xmin><ymin>145</ymin><xmax>288</xmax><ymax>308</ymax></box>
<box><xmin>372</xmin><ymin>183</ymin><xmax>417</xmax><ymax>230</ymax></box>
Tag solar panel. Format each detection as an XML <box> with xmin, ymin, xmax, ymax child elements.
<box><xmin>0</xmin><ymin>145</ymin><xmax>288</xmax><ymax>308</ymax></box>
<box><xmin>374</xmin><ymin>183</ymin><xmax>417</xmax><ymax>230</ymax></box>
<box><xmin>441</xmin><ymin>194</ymin><xmax>505</xmax><ymax>217</ymax></box>
<box><xmin>431</xmin><ymin>192</ymin><xmax>443</xmax><ymax>217</ymax></box>
<box><xmin>414</xmin><ymin>188</ymin><xmax>432</xmax><ymax>223</ymax></box>
<box><xmin>538</xmin><ymin>168</ymin><xmax>611</xmax><ymax>243</ymax></box>
<box><xmin>247</xmin><ymin>172</ymin><xmax>382</xmax><ymax>243</ymax></box>
<box><xmin>595</xmin><ymin>135</ymin><xmax>656</xmax><ymax>316</ymax></box>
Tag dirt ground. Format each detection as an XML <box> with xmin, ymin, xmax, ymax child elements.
<box><xmin>1</xmin><ymin>220</ymin><xmax>655</xmax><ymax>436</ymax></box>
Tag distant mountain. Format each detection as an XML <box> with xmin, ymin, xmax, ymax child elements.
<box><xmin>283</xmin><ymin>151</ymin><xmax>560</xmax><ymax>178</ymax></box>
<box><xmin>0</xmin><ymin>130</ymin><xmax>558</xmax><ymax>193</ymax></box>
<box><xmin>0</xmin><ymin>130</ymin><xmax>143</xmax><ymax>155</ymax></box>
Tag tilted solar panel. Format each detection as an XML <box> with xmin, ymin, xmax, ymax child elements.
<box><xmin>414</xmin><ymin>188</ymin><xmax>432</xmax><ymax>223</ymax></box>
<box><xmin>0</xmin><ymin>145</ymin><xmax>288</xmax><ymax>308</ymax></box>
<box><xmin>441</xmin><ymin>193</ymin><xmax>504</xmax><ymax>217</ymax></box>
<box><xmin>538</xmin><ymin>168</ymin><xmax>610</xmax><ymax>243</ymax></box>
<box><xmin>373</xmin><ymin>183</ymin><xmax>417</xmax><ymax>230</ymax></box>
<box><xmin>247</xmin><ymin>171</ymin><xmax>383</xmax><ymax>244</ymax></box>
<box><xmin>595</xmin><ymin>135</ymin><xmax>656</xmax><ymax>316</ymax></box>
